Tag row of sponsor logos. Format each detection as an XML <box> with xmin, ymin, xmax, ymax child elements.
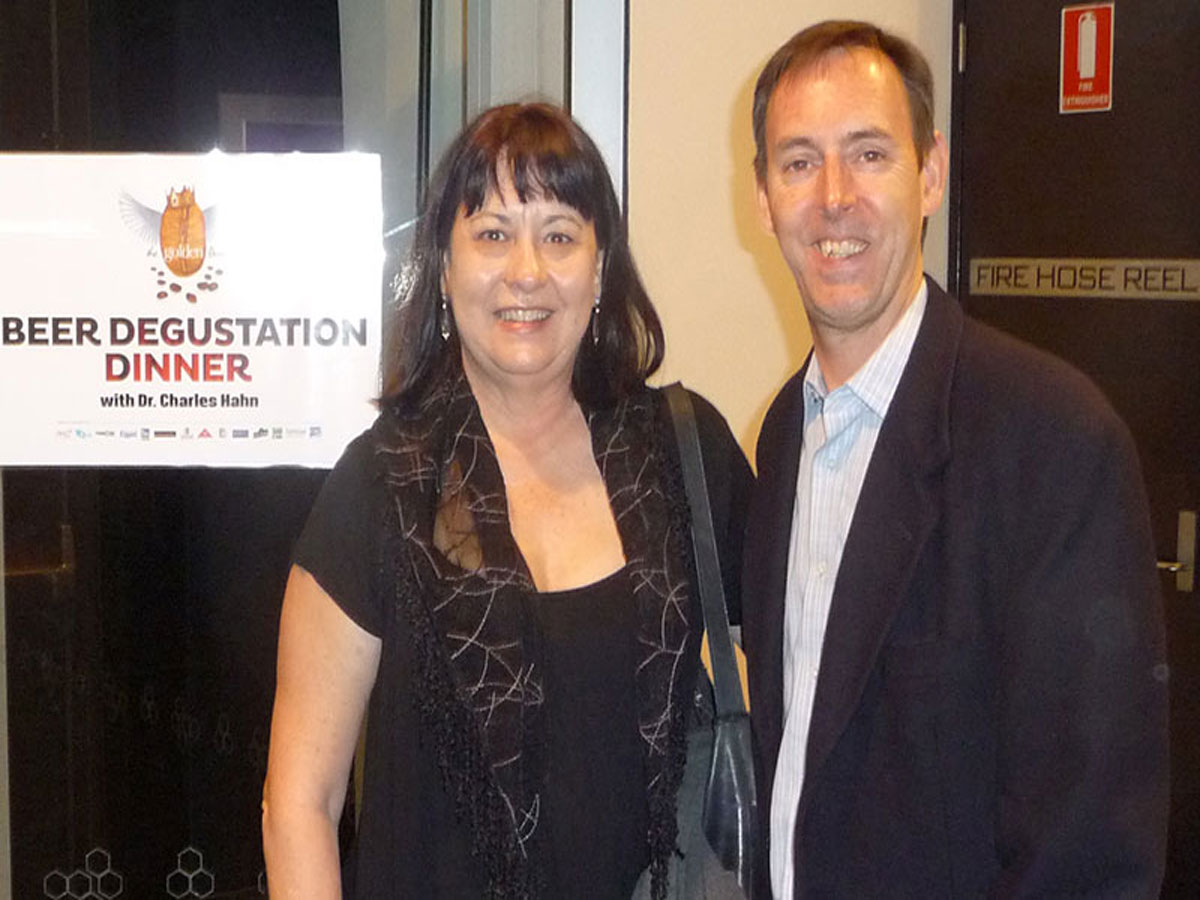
<box><xmin>56</xmin><ymin>424</ymin><xmax>324</xmax><ymax>441</ymax></box>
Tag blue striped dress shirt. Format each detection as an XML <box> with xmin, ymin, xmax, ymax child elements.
<box><xmin>769</xmin><ymin>282</ymin><xmax>928</xmax><ymax>899</ymax></box>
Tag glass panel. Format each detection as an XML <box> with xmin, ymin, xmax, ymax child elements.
<box><xmin>3</xmin><ymin>468</ymin><xmax>330</xmax><ymax>896</ymax></box>
<box><xmin>2</xmin><ymin>1</ymin><xmax>572</xmax><ymax>896</ymax></box>
<box><xmin>451</xmin><ymin>0</ymin><xmax>568</xmax><ymax>159</ymax></box>
<box><xmin>0</xmin><ymin>3</ymin><xmax>345</xmax><ymax>896</ymax></box>
<box><xmin>338</xmin><ymin>0</ymin><xmax>422</xmax><ymax>248</ymax></box>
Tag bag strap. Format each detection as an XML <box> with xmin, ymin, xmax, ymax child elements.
<box><xmin>664</xmin><ymin>383</ymin><xmax>748</xmax><ymax>721</ymax></box>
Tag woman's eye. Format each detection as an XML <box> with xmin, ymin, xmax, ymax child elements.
<box><xmin>478</xmin><ymin>229</ymin><xmax>506</xmax><ymax>241</ymax></box>
<box><xmin>546</xmin><ymin>232</ymin><xmax>574</xmax><ymax>245</ymax></box>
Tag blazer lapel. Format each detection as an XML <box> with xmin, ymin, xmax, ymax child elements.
<box><xmin>799</xmin><ymin>281</ymin><xmax>963</xmax><ymax>803</ymax></box>
<box><xmin>745</xmin><ymin>364</ymin><xmax>808</xmax><ymax>789</ymax></box>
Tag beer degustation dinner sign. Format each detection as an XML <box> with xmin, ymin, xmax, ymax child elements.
<box><xmin>0</xmin><ymin>152</ymin><xmax>382</xmax><ymax>467</ymax></box>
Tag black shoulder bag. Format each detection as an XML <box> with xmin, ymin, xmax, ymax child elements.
<box><xmin>664</xmin><ymin>383</ymin><xmax>759</xmax><ymax>897</ymax></box>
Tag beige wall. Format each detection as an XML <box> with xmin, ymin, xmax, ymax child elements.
<box><xmin>628</xmin><ymin>0</ymin><xmax>953</xmax><ymax>462</ymax></box>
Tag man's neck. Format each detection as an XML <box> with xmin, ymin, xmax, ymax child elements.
<box><xmin>811</xmin><ymin>278</ymin><xmax>925</xmax><ymax>391</ymax></box>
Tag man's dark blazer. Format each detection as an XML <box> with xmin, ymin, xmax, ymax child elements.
<box><xmin>742</xmin><ymin>279</ymin><xmax>1169</xmax><ymax>898</ymax></box>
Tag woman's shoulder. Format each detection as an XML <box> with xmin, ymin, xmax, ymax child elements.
<box><xmin>303</xmin><ymin>414</ymin><xmax>400</xmax><ymax>547</ymax></box>
<box><xmin>312</xmin><ymin>417</ymin><xmax>387</xmax><ymax>490</ymax></box>
<box><xmin>647</xmin><ymin>383</ymin><xmax>741</xmax><ymax>455</ymax></box>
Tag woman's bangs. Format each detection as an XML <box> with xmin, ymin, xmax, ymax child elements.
<box><xmin>504</xmin><ymin>149</ymin><xmax>600</xmax><ymax>222</ymax></box>
<box><xmin>454</xmin><ymin>145</ymin><xmax>602</xmax><ymax>225</ymax></box>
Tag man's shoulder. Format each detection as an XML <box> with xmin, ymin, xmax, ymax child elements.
<box><xmin>648</xmin><ymin>382</ymin><xmax>745</xmax><ymax>462</ymax></box>
<box><xmin>946</xmin><ymin>298</ymin><xmax>1132</xmax><ymax>454</ymax></box>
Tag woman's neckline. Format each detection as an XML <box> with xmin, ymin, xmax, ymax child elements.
<box><xmin>534</xmin><ymin>563</ymin><xmax>629</xmax><ymax>599</ymax></box>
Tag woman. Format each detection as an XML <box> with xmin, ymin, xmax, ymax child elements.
<box><xmin>262</xmin><ymin>102</ymin><xmax>752</xmax><ymax>899</ymax></box>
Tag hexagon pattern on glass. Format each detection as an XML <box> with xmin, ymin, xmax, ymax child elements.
<box><xmin>166</xmin><ymin>847</ymin><xmax>215</xmax><ymax>899</ymax></box>
<box><xmin>41</xmin><ymin>845</ymin><xmax>218</xmax><ymax>899</ymax></box>
<box><xmin>42</xmin><ymin>847</ymin><xmax>124</xmax><ymax>899</ymax></box>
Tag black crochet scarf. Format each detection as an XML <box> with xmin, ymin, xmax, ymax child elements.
<box><xmin>374</xmin><ymin>366</ymin><xmax>699</xmax><ymax>899</ymax></box>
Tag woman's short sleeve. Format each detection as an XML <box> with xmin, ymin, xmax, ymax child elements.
<box><xmin>292</xmin><ymin>430</ymin><xmax>384</xmax><ymax>636</ymax></box>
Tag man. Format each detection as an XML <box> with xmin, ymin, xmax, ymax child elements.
<box><xmin>741</xmin><ymin>20</ymin><xmax>1168</xmax><ymax>898</ymax></box>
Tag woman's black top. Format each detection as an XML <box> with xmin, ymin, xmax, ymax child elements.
<box><xmin>535</xmin><ymin>567</ymin><xmax>649</xmax><ymax>898</ymax></box>
<box><xmin>292</xmin><ymin>387</ymin><xmax>752</xmax><ymax>898</ymax></box>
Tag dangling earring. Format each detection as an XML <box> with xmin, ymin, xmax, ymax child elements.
<box><xmin>440</xmin><ymin>293</ymin><xmax>451</xmax><ymax>342</ymax></box>
<box><xmin>590</xmin><ymin>295</ymin><xmax>601</xmax><ymax>346</ymax></box>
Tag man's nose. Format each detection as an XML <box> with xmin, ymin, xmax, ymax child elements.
<box><xmin>505</xmin><ymin>235</ymin><xmax>547</xmax><ymax>290</ymax></box>
<box><xmin>820</xmin><ymin>158</ymin><xmax>855</xmax><ymax>213</ymax></box>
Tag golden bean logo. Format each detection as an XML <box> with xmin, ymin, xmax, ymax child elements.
<box><xmin>120</xmin><ymin>186</ymin><xmax>222</xmax><ymax>302</ymax></box>
<box><xmin>160</xmin><ymin>187</ymin><xmax>205</xmax><ymax>276</ymax></box>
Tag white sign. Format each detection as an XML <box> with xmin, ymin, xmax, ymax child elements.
<box><xmin>0</xmin><ymin>152</ymin><xmax>383</xmax><ymax>467</ymax></box>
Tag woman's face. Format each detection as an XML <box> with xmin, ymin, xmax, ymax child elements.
<box><xmin>443</xmin><ymin>167</ymin><xmax>602</xmax><ymax>398</ymax></box>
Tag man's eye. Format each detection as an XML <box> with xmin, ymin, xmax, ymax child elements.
<box><xmin>784</xmin><ymin>159</ymin><xmax>810</xmax><ymax>173</ymax></box>
<box><xmin>861</xmin><ymin>149</ymin><xmax>885</xmax><ymax>163</ymax></box>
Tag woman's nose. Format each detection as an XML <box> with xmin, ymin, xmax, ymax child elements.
<box><xmin>505</xmin><ymin>235</ymin><xmax>546</xmax><ymax>290</ymax></box>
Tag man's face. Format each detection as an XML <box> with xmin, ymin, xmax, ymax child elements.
<box><xmin>756</xmin><ymin>48</ymin><xmax>946</xmax><ymax>348</ymax></box>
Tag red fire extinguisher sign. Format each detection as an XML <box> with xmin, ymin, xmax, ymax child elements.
<box><xmin>1061</xmin><ymin>3</ymin><xmax>1115</xmax><ymax>114</ymax></box>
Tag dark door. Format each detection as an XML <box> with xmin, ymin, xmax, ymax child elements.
<box><xmin>951</xmin><ymin>1</ymin><xmax>1200</xmax><ymax>895</ymax></box>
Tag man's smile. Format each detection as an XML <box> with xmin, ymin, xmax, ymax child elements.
<box><xmin>815</xmin><ymin>238</ymin><xmax>868</xmax><ymax>259</ymax></box>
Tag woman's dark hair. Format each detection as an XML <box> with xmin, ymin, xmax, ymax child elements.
<box><xmin>380</xmin><ymin>102</ymin><xmax>663</xmax><ymax>411</ymax></box>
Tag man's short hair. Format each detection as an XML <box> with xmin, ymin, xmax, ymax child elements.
<box><xmin>752</xmin><ymin>20</ymin><xmax>936</xmax><ymax>181</ymax></box>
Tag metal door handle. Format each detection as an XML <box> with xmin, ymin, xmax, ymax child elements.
<box><xmin>1160</xmin><ymin>510</ymin><xmax>1196</xmax><ymax>593</ymax></box>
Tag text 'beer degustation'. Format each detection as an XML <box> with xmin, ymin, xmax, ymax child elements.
<box><xmin>2</xmin><ymin>315</ymin><xmax>369</xmax><ymax>382</ymax></box>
